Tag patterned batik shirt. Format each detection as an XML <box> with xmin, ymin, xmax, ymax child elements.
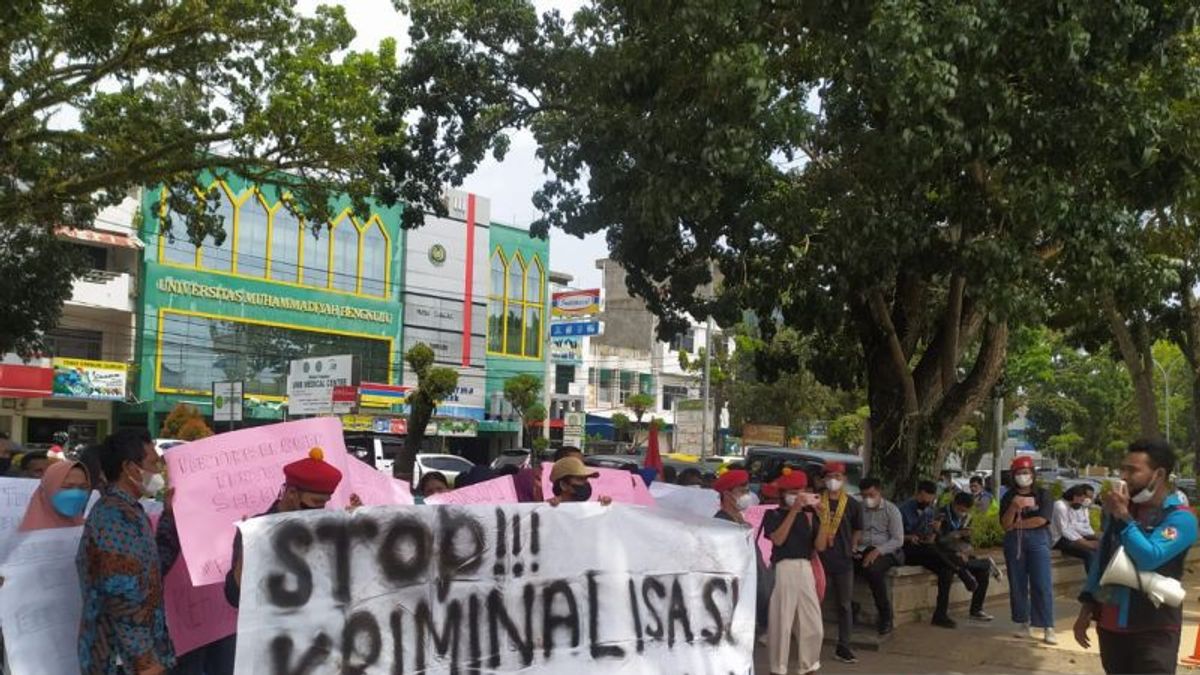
<box><xmin>77</xmin><ymin>485</ymin><xmax>175</xmax><ymax>674</ymax></box>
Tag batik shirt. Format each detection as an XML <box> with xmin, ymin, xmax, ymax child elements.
<box><xmin>77</xmin><ymin>485</ymin><xmax>175</xmax><ymax>674</ymax></box>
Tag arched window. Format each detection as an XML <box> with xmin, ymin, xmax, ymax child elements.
<box><xmin>301</xmin><ymin>223</ymin><xmax>330</xmax><ymax>288</ymax></box>
<box><xmin>199</xmin><ymin>187</ymin><xmax>234</xmax><ymax>273</ymax></box>
<box><xmin>161</xmin><ymin>205</ymin><xmax>198</xmax><ymax>266</ymax></box>
<box><xmin>487</xmin><ymin>250</ymin><xmax>505</xmax><ymax>353</ymax></box>
<box><xmin>505</xmin><ymin>254</ymin><xmax>526</xmax><ymax>355</ymax></box>
<box><xmin>237</xmin><ymin>192</ymin><xmax>270</xmax><ymax>278</ymax></box>
<box><xmin>331</xmin><ymin>216</ymin><xmax>359</xmax><ymax>292</ymax></box>
<box><xmin>270</xmin><ymin>204</ymin><xmax>301</xmax><ymax>283</ymax></box>
<box><xmin>523</xmin><ymin>257</ymin><xmax>545</xmax><ymax>356</ymax></box>
<box><xmin>361</xmin><ymin>219</ymin><xmax>387</xmax><ymax>297</ymax></box>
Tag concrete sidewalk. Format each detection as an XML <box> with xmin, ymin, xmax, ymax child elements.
<box><xmin>755</xmin><ymin>563</ymin><xmax>1200</xmax><ymax>674</ymax></box>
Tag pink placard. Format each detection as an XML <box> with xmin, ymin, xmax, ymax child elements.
<box><xmin>540</xmin><ymin>467</ymin><xmax>656</xmax><ymax>506</ymax></box>
<box><xmin>744</xmin><ymin>504</ymin><xmax>778</xmax><ymax>563</ymax></box>
<box><xmin>164</xmin><ymin>554</ymin><xmax>238</xmax><ymax>656</ymax></box>
<box><xmin>345</xmin><ymin>456</ymin><xmax>414</xmax><ymax>506</ymax></box>
<box><xmin>425</xmin><ymin>475</ymin><xmax>518</xmax><ymax>505</ymax></box>
<box><xmin>165</xmin><ymin>418</ymin><xmax>352</xmax><ymax>586</ymax></box>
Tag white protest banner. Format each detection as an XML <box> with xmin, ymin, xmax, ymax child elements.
<box><xmin>649</xmin><ymin>482</ymin><xmax>720</xmax><ymax>519</ymax></box>
<box><xmin>165</xmin><ymin>417</ymin><xmax>353</xmax><ymax>586</ymax></box>
<box><xmin>0</xmin><ymin>526</ymin><xmax>84</xmax><ymax>675</ymax></box>
<box><xmin>234</xmin><ymin>504</ymin><xmax>756</xmax><ymax>674</ymax></box>
<box><xmin>425</xmin><ymin>475</ymin><xmax>518</xmax><ymax>505</ymax></box>
<box><xmin>0</xmin><ymin>477</ymin><xmax>39</xmax><ymax>561</ymax></box>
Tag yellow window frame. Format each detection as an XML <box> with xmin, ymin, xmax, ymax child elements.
<box><xmin>485</xmin><ymin>248</ymin><xmax>545</xmax><ymax>360</ymax></box>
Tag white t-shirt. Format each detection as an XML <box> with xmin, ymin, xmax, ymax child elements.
<box><xmin>1050</xmin><ymin>499</ymin><xmax>1094</xmax><ymax>545</ymax></box>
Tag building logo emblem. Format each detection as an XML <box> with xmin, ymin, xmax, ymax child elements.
<box><xmin>429</xmin><ymin>244</ymin><xmax>447</xmax><ymax>266</ymax></box>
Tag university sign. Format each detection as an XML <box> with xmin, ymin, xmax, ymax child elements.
<box><xmin>156</xmin><ymin>277</ymin><xmax>393</xmax><ymax>324</ymax></box>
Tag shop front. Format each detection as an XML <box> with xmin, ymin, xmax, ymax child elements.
<box><xmin>122</xmin><ymin>173</ymin><xmax>405</xmax><ymax>432</ymax></box>
<box><xmin>0</xmin><ymin>356</ymin><xmax>127</xmax><ymax>448</ymax></box>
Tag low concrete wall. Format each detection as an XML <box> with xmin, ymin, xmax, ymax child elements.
<box><xmin>829</xmin><ymin>543</ymin><xmax>1200</xmax><ymax>631</ymax></box>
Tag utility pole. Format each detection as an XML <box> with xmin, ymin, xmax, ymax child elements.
<box><xmin>700</xmin><ymin>316</ymin><xmax>713</xmax><ymax>457</ymax></box>
<box><xmin>542</xmin><ymin>320</ymin><xmax>553</xmax><ymax>446</ymax></box>
<box><xmin>991</xmin><ymin>380</ymin><xmax>1005</xmax><ymax>494</ymax></box>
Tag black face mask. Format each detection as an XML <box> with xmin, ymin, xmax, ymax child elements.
<box><xmin>1070</xmin><ymin>502</ymin><xmax>1083</xmax><ymax>510</ymax></box>
<box><xmin>554</xmin><ymin>480</ymin><xmax>592</xmax><ymax>502</ymax></box>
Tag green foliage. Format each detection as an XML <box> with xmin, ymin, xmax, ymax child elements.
<box><xmin>625</xmin><ymin>393</ymin><xmax>655</xmax><ymax>423</ymax></box>
<box><xmin>0</xmin><ymin>227</ymin><xmax>85</xmax><ymax>355</ymax></box>
<box><xmin>2</xmin><ymin>0</ymin><xmax>401</xmax><ymax>354</ymax></box>
<box><xmin>503</xmin><ymin>374</ymin><xmax>543</xmax><ymax>419</ymax></box>
<box><xmin>532</xmin><ymin>437</ymin><xmax>550</xmax><ymax>452</ymax></box>
<box><xmin>399</xmin><ymin>343</ymin><xmax>459</xmax><ymax>477</ymax></box>
<box><xmin>611</xmin><ymin>413</ymin><xmax>631</xmax><ymax>441</ymax></box>
<box><xmin>827</xmin><ymin>407</ymin><xmax>869</xmax><ymax>454</ymax></box>
<box><xmin>970</xmin><ymin>508</ymin><xmax>1006</xmax><ymax>551</ymax></box>
<box><xmin>385</xmin><ymin>0</ymin><xmax>1200</xmax><ymax>495</ymax></box>
<box><xmin>1089</xmin><ymin>507</ymin><xmax>1103</xmax><ymax>534</ymax></box>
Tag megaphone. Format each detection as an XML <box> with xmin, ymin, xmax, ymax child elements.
<box><xmin>1099</xmin><ymin>546</ymin><xmax>1186</xmax><ymax>608</ymax></box>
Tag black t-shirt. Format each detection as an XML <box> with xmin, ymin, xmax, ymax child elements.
<box><xmin>817</xmin><ymin>492</ymin><xmax>863</xmax><ymax>573</ymax></box>
<box><xmin>999</xmin><ymin>486</ymin><xmax>1053</xmax><ymax>530</ymax></box>
<box><xmin>764</xmin><ymin>508</ymin><xmax>817</xmax><ymax>563</ymax></box>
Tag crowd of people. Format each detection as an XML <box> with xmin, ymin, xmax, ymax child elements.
<box><xmin>1</xmin><ymin>431</ymin><xmax>1197</xmax><ymax>674</ymax></box>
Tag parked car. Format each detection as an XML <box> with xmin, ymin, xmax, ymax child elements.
<box><xmin>744</xmin><ymin>446</ymin><xmax>865</xmax><ymax>495</ymax></box>
<box><xmin>153</xmin><ymin>439</ymin><xmax>186</xmax><ymax>456</ymax></box>
<box><xmin>583</xmin><ymin>454</ymin><xmax>641</xmax><ymax>473</ymax></box>
<box><xmin>490</xmin><ymin>449</ymin><xmax>530</xmax><ymax>471</ymax></box>
<box><xmin>414</xmin><ymin>453</ymin><xmax>475</xmax><ymax>487</ymax></box>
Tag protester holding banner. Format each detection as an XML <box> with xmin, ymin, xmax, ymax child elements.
<box><xmin>78</xmin><ymin>429</ymin><xmax>175</xmax><ymax>675</ymax></box>
<box><xmin>415</xmin><ymin>470</ymin><xmax>451</xmax><ymax>500</ymax></box>
<box><xmin>713</xmin><ymin>469</ymin><xmax>752</xmax><ymax>524</ymax></box>
<box><xmin>18</xmin><ymin>458</ymin><xmax>91</xmax><ymax>531</ymax></box>
<box><xmin>766</xmin><ymin>468</ymin><xmax>826</xmax><ymax>675</ymax></box>
<box><xmin>547</xmin><ymin>457</ymin><xmax>613</xmax><ymax>505</ymax></box>
<box><xmin>224</xmin><ymin>447</ymin><xmax>344</xmax><ymax>608</ymax></box>
<box><xmin>817</xmin><ymin>461</ymin><xmax>863</xmax><ymax>664</ymax></box>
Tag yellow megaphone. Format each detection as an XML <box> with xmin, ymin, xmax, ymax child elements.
<box><xmin>1099</xmin><ymin>546</ymin><xmax>1186</xmax><ymax>608</ymax></box>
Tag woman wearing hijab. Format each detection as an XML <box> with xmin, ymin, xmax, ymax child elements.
<box><xmin>18</xmin><ymin>459</ymin><xmax>91</xmax><ymax>531</ymax></box>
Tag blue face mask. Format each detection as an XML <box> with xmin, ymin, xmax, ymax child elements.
<box><xmin>51</xmin><ymin>488</ymin><xmax>90</xmax><ymax>518</ymax></box>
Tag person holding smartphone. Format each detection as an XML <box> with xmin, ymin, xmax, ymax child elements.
<box><xmin>1001</xmin><ymin>455</ymin><xmax>1056</xmax><ymax>644</ymax></box>
<box><xmin>765</xmin><ymin>469</ymin><xmax>827</xmax><ymax>675</ymax></box>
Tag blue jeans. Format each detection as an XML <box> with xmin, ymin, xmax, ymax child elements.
<box><xmin>1003</xmin><ymin>527</ymin><xmax>1054</xmax><ymax>627</ymax></box>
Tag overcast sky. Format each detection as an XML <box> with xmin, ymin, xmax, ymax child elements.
<box><xmin>300</xmin><ymin>0</ymin><xmax>605</xmax><ymax>287</ymax></box>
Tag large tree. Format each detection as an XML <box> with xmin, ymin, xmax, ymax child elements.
<box><xmin>384</xmin><ymin>1</ymin><xmax>1198</xmax><ymax>493</ymax></box>
<box><xmin>400</xmin><ymin>343</ymin><xmax>458</xmax><ymax>479</ymax></box>
<box><xmin>1</xmin><ymin>0</ymin><xmax>398</xmax><ymax>354</ymax></box>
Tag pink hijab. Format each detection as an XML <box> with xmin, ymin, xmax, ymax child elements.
<box><xmin>19</xmin><ymin>460</ymin><xmax>88</xmax><ymax>531</ymax></box>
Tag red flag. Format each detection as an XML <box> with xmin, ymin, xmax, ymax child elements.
<box><xmin>644</xmin><ymin>424</ymin><xmax>664</xmax><ymax>479</ymax></box>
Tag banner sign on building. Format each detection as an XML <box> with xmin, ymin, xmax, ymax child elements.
<box><xmin>233</xmin><ymin>504</ymin><xmax>755</xmax><ymax>674</ymax></box>
<box><xmin>550</xmin><ymin>320</ymin><xmax>603</xmax><ymax>338</ymax></box>
<box><xmin>742</xmin><ymin>424</ymin><xmax>786</xmax><ymax>447</ymax></box>
<box><xmin>551</xmin><ymin>288</ymin><xmax>602</xmax><ymax>317</ymax></box>
<box><xmin>51</xmin><ymin>358</ymin><xmax>127</xmax><ymax>400</ymax></box>
<box><xmin>359</xmin><ymin>381</ymin><xmax>411</xmax><ymax>409</ymax></box>
<box><xmin>332</xmin><ymin>385</ymin><xmax>358</xmax><ymax>415</ymax></box>
<box><xmin>563</xmin><ymin>411</ymin><xmax>586</xmax><ymax>448</ymax></box>
<box><xmin>287</xmin><ymin>355</ymin><xmax>353</xmax><ymax>415</ymax></box>
<box><xmin>550</xmin><ymin>335</ymin><xmax>583</xmax><ymax>365</ymax></box>
<box><xmin>212</xmin><ymin>381</ymin><xmax>244</xmax><ymax>422</ymax></box>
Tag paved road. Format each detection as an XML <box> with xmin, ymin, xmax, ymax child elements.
<box><xmin>754</xmin><ymin>565</ymin><xmax>1200</xmax><ymax>674</ymax></box>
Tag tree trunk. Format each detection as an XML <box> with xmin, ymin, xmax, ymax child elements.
<box><xmin>396</xmin><ymin>398</ymin><xmax>434</xmax><ymax>479</ymax></box>
<box><xmin>1104</xmin><ymin>298</ymin><xmax>1160</xmax><ymax>438</ymax></box>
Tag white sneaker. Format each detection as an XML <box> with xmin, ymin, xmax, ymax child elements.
<box><xmin>1043</xmin><ymin>627</ymin><xmax>1058</xmax><ymax>645</ymax></box>
<box><xmin>1014</xmin><ymin>622</ymin><xmax>1031</xmax><ymax>638</ymax></box>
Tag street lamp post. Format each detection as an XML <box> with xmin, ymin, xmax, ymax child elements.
<box><xmin>1154</xmin><ymin>359</ymin><xmax>1172</xmax><ymax>445</ymax></box>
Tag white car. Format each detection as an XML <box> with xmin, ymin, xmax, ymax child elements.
<box><xmin>153</xmin><ymin>439</ymin><xmax>187</xmax><ymax>456</ymax></box>
<box><xmin>414</xmin><ymin>453</ymin><xmax>476</xmax><ymax>487</ymax></box>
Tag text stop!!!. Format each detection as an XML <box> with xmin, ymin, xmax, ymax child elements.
<box><xmin>234</xmin><ymin>503</ymin><xmax>755</xmax><ymax>674</ymax></box>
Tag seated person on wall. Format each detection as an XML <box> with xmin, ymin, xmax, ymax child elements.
<box><xmin>853</xmin><ymin>477</ymin><xmax>905</xmax><ymax>636</ymax></box>
<box><xmin>900</xmin><ymin>481</ymin><xmax>992</xmax><ymax>629</ymax></box>
<box><xmin>1051</xmin><ymin>484</ymin><xmax>1100</xmax><ymax>573</ymax></box>
<box><xmin>936</xmin><ymin>491</ymin><xmax>996</xmax><ymax>623</ymax></box>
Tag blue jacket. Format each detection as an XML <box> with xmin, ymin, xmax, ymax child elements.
<box><xmin>1080</xmin><ymin>494</ymin><xmax>1197</xmax><ymax>629</ymax></box>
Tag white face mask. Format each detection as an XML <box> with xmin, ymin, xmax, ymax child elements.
<box><xmin>1014</xmin><ymin>473</ymin><xmax>1033</xmax><ymax>488</ymax></box>
<box><xmin>735</xmin><ymin>493</ymin><xmax>754</xmax><ymax>511</ymax></box>
<box><xmin>784</xmin><ymin>494</ymin><xmax>798</xmax><ymax>508</ymax></box>
<box><xmin>826</xmin><ymin>479</ymin><xmax>843</xmax><ymax>493</ymax></box>
<box><xmin>865</xmin><ymin>496</ymin><xmax>881</xmax><ymax>509</ymax></box>
<box><xmin>1131</xmin><ymin>474</ymin><xmax>1161</xmax><ymax>504</ymax></box>
<box><xmin>132</xmin><ymin>464</ymin><xmax>165</xmax><ymax>497</ymax></box>
<box><xmin>1081</xmin><ymin>498</ymin><xmax>1093</xmax><ymax>508</ymax></box>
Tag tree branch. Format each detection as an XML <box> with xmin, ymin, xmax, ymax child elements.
<box><xmin>933</xmin><ymin>320</ymin><xmax>1008</xmax><ymax>451</ymax></box>
<box><xmin>867</xmin><ymin>287</ymin><xmax>919</xmax><ymax>416</ymax></box>
<box><xmin>941</xmin><ymin>274</ymin><xmax>966</xmax><ymax>391</ymax></box>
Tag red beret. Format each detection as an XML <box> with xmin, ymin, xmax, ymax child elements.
<box><xmin>775</xmin><ymin>468</ymin><xmax>808</xmax><ymax>491</ymax></box>
<box><xmin>283</xmin><ymin>447</ymin><xmax>343</xmax><ymax>495</ymax></box>
<box><xmin>1011</xmin><ymin>455</ymin><xmax>1035</xmax><ymax>472</ymax></box>
<box><xmin>824</xmin><ymin>462</ymin><xmax>846</xmax><ymax>475</ymax></box>
<box><xmin>711</xmin><ymin>469</ymin><xmax>749</xmax><ymax>493</ymax></box>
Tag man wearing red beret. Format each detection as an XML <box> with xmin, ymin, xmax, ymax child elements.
<box><xmin>712</xmin><ymin>469</ymin><xmax>753</xmax><ymax>524</ymax></box>
<box><xmin>223</xmin><ymin>447</ymin><xmax>345</xmax><ymax>609</ymax></box>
